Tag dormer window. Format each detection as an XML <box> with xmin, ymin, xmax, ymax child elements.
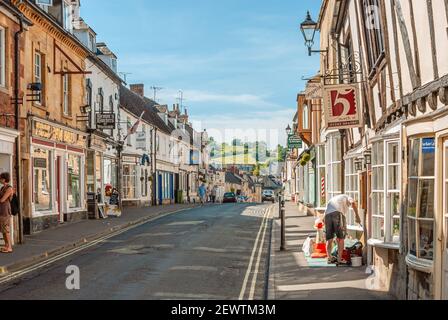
<box><xmin>36</xmin><ymin>0</ymin><xmax>52</xmax><ymax>12</ymax></box>
<box><xmin>111</xmin><ymin>58</ymin><xmax>117</xmax><ymax>73</ymax></box>
<box><xmin>88</xmin><ymin>33</ymin><xmax>96</xmax><ymax>52</ymax></box>
<box><xmin>63</xmin><ymin>1</ymin><xmax>72</xmax><ymax>32</ymax></box>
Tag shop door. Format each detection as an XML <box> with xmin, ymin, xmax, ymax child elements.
<box><xmin>443</xmin><ymin>140</ymin><xmax>448</xmax><ymax>299</ymax></box>
<box><xmin>158</xmin><ymin>174</ymin><xmax>163</xmax><ymax>205</ymax></box>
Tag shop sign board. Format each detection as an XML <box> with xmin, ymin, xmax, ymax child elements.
<box><xmin>33</xmin><ymin>120</ymin><xmax>86</xmax><ymax>148</ymax></box>
<box><xmin>288</xmin><ymin>135</ymin><xmax>303</xmax><ymax>149</ymax></box>
<box><xmin>34</xmin><ymin>158</ymin><xmax>47</xmax><ymax>168</ymax></box>
<box><xmin>305</xmin><ymin>83</ymin><xmax>323</xmax><ymax>100</ymax></box>
<box><xmin>136</xmin><ymin>132</ymin><xmax>147</xmax><ymax>150</ymax></box>
<box><xmin>96</xmin><ymin>113</ymin><xmax>116</xmax><ymax>130</ymax></box>
<box><xmin>323</xmin><ymin>84</ymin><xmax>362</xmax><ymax>129</ymax></box>
<box><xmin>422</xmin><ymin>138</ymin><xmax>435</xmax><ymax>154</ymax></box>
<box><xmin>122</xmin><ymin>156</ymin><xmax>138</xmax><ymax>164</ymax></box>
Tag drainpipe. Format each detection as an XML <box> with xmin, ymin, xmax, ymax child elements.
<box><xmin>152</xmin><ymin>128</ymin><xmax>158</xmax><ymax>206</ymax></box>
<box><xmin>14</xmin><ymin>14</ymin><xmax>24</xmax><ymax>244</ymax></box>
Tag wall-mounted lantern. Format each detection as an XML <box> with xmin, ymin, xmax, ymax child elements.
<box><xmin>300</xmin><ymin>11</ymin><xmax>328</xmax><ymax>57</ymax></box>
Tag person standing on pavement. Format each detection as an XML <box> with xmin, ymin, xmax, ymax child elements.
<box><xmin>0</xmin><ymin>172</ymin><xmax>14</xmax><ymax>253</ymax></box>
<box><xmin>324</xmin><ymin>194</ymin><xmax>361</xmax><ymax>264</ymax></box>
<box><xmin>198</xmin><ymin>183</ymin><xmax>207</xmax><ymax>205</ymax></box>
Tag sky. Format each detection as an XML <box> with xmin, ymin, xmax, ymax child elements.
<box><xmin>81</xmin><ymin>0</ymin><xmax>322</xmax><ymax>148</ymax></box>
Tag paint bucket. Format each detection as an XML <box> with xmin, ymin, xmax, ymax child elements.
<box><xmin>351</xmin><ymin>256</ymin><xmax>363</xmax><ymax>267</ymax></box>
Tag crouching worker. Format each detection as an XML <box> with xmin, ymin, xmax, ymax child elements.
<box><xmin>324</xmin><ymin>194</ymin><xmax>361</xmax><ymax>265</ymax></box>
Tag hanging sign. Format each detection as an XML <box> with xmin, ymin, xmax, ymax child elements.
<box><xmin>96</xmin><ymin>113</ymin><xmax>116</xmax><ymax>130</ymax></box>
<box><xmin>323</xmin><ymin>84</ymin><xmax>362</xmax><ymax>129</ymax></box>
<box><xmin>288</xmin><ymin>135</ymin><xmax>303</xmax><ymax>149</ymax></box>
<box><xmin>305</xmin><ymin>83</ymin><xmax>323</xmax><ymax>100</ymax></box>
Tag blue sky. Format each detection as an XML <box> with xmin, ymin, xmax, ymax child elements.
<box><xmin>81</xmin><ymin>0</ymin><xmax>322</xmax><ymax>147</ymax></box>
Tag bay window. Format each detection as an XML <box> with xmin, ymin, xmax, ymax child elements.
<box><xmin>326</xmin><ymin>134</ymin><xmax>342</xmax><ymax>201</ymax></box>
<box><xmin>407</xmin><ymin>138</ymin><xmax>435</xmax><ymax>261</ymax></box>
<box><xmin>371</xmin><ymin>139</ymin><xmax>401</xmax><ymax>243</ymax></box>
<box><xmin>345</xmin><ymin>157</ymin><xmax>360</xmax><ymax>227</ymax></box>
<box><xmin>317</xmin><ymin>145</ymin><xmax>326</xmax><ymax>208</ymax></box>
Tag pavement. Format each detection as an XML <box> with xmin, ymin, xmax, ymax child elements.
<box><xmin>268</xmin><ymin>202</ymin><xmax>395</xmax><ymax>300</ymax></box>
<box><xmin>0</xmin><ymin>203</ymin><xmax>273</xmax><ymax>300</ymax></box>
<box><xmin>0</xmin><ymin>204</ymin><xmax>198</xmax><ymax>277</ymax></box>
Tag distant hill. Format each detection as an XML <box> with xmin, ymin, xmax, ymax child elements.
<box><xmin>209</xmin><ymin>141</ymin><xmax>278</xmax><ymax>166</ymax></box>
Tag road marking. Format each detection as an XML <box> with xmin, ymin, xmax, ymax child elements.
<box><xmin>167</xmin><ymin>221</ymin><xmax>205</xmax><ymax>226</ymax></box>
<box><xmin>193</xmin><ymin>247</ymin><xmax>229</xmax><ymax>253</ymax></box>
<box><xmin>169</xmin><ymin>266</ymin><xmax>218</xmax><ymax>272</ymax></box>
<box><xmin>238</xmin><ymin>205</ymin><xmax>273</xmax><ymax>300</ymax></box>
<box><xmin>249</xmin><ymin>206</ymin><xmax>271</xmax><ymax>300</ymax></box>
<box><xmin>0</xmin><ymin>208</ymin><xmax>192</xmax><ymax>285</ymax></box>
<box><xmin>153</xmin><ymin>292</ymin><xmax>226</xmax><ymax>300</ymax></box>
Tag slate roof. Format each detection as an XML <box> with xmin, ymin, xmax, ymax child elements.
<box><xmin>225</xmin><ymin>172</ymin><xmax>242</xmax><ymax>185</ymax></box>
<box><xmin>119</xmin><ymin>85</ymin><xmax>172</xmax><ymax>135</ymax></box>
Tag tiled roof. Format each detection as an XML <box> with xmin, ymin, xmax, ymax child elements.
<box><xmin>225</xmin><ymin>172</ymin><xmax>242</xmax><ymax>185</ymax></box>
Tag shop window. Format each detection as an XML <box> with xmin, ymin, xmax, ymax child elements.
<box><xmin>104</xmin><ymin>158</ymin><xmax>117</xmax><ymax>190</ymax></box>
<box><xmin>317</xmin><ymin>145</ymin><xmax>326</xmax><ymax>207</ymax></box>
<box><xmin>371</xmin><ymin>140</ymin><xmax>401</xmax><ymax>243</ymax></box>
<box><xmin>141</xmin><ymin>168</ymin><xmax>147</xmax><ymax>197</ymax></box>
<box><xmin>345</xmin><ymin>157</ymin><xmax>360</xmax><ymax>227</ymax></box>
<box><xmin>326</xmin><ymin>134</ymin><xmax>342</xmax><ymax>201</ymax></box>
<box><xmin>33</xmin><ymin>149</ymin><xmax>52</xmax><ymax>212</ymax></box>
<box><xmin>123</xmin><ymin>164</ymin><xmax>136</xmax><ymax>199</ymax></box>
<box><xmin>407</xmin><ymin>137</ymin><xmax>435</xmax><ymax>261</ymax></box>
<box><xmin>95</xmin><ymin>153</ymin><xmax>102</xmax><ymax>195</ymax></box>
<box><xmin>67</xmin><ymin>154</ymin><xmax>82</xmax><ymax>209</ymax></box>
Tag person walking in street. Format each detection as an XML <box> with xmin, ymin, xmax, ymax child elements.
<box><xmin>198</xmin><ymin>183</ymin><xmax>207</xmax><ymax>205</ymax></box>
<box><xmin>0</xmin><ymin>172</ymin><xmax>14</xmax><ymax>253</ymax></box>
<box><xmin>324</xmin><ymin>194</ymin><xmax>361</xmax><ymax>265</ymax></box>
<box><xmin>211</xmin><ymin>186</ymin><xmax>218</xmax><ymax>203</ymax></box>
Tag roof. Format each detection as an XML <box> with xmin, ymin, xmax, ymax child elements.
<box><xmin>260</xmin><ymin>176</ymin><xmax>282</xmax><ymax>190</ymax></box>
<box><xmin>119</xmin><ymin>85</ymin><xmax>172</xmax><ymax>135</ymax></box>
<box><xmin>225</xmin><ymin>172</ymin><xmax>242</xmax><ymax>185</ymax></box>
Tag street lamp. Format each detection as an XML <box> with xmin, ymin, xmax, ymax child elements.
<box><xmin>286</xmin><ymin>125</ymin><xmax>292</xmax><ymax>136</ymax></box>
<box><xmin>300</xmin><ymin>11</ymin><xmax>328</xmax><ymax>56</ymax></box>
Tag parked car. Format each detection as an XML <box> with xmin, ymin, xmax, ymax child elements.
<box><xmin>262</xmin><ymin>190</ymin><xmax>276</xmax><ymax>203</ymax></box>
<box><xmin>223</xmin><ymin>192</ymin><xmax>237</xmax><ymax>203</ymax></box>
<box><xmin>237</xmin><ymin>196</ymin><xmax>248</xmax><ymax>203</ymax></box>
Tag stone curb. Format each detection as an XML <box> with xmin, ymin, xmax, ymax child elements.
<box><xmin>0</xmin><ymin>205</ymin><xmax>199</xmax><ymax>278</ymax></box>
<box><xmin>267</xmin><ymin>206</ymin><xmax>279</xmax><ymax>301</ymax></box>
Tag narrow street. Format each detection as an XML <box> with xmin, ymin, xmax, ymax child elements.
<box><xmin>0</xmin><ymin>204</ymin><xmax>273</xmax><ymax>300</ymax></box>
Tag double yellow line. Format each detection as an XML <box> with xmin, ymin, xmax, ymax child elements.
<box><xmin>238</xmin><ymin>205</ymin><xmax>273</xmax><ymax>300</ymax></box>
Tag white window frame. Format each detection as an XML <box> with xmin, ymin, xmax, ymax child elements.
<box><xmin>303</xmin><ymin>105</ymin><xmax>310</xmax><ymax>130</ymax></box>
<box><xmin>407</xmin><ymin>137</ymin><xmax>436</xmax><ymax>262</ymax></box>
<box><xmin>345</xmin><ymin>157</ymin><xmax>360</xmax><ymax>228</ymax></box>
<box><xmin>0</xmin><ymin>27</ymin><xmax>5</xmax><ymax>88</ymax></box>
<box><xmin>34</xmin><ymin>52</ymin><xmax>42</xmax><ymax>104</ymax></box>
<box><xmin>326</xmin><ymin>134</ymin><xmax>342</xmax><ymax>201</ymax></box>
<box><xmin>62</xmin><ymin>73</ymin><xmax>69</xmax><ymax>115</ymax></box>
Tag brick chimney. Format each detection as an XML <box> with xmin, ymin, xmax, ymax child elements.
<box><xmin>130</xmin><ymin>84</ymin><xmax>144</xmax><ymax>97</ymax></box>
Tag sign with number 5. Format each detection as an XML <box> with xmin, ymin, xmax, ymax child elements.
<box><xmin>323</xmin><ymin>84</ymin><xmax>362</xmax><ymax>129</ymax></box>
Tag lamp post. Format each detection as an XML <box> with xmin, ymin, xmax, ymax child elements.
<box><xmin>300</xmin><ymin>11</ymin><xmax>328</xmax><ymax>56</ymax></box>
<box><xmin>279</xmin><ymin>126</ymin><xmax>291</xmax><ymax>251</ymax></box>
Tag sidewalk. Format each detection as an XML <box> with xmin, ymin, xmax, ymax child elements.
<box><xmin>0</xmin><ymin>204</ymin><xmax>198</xmax><ymax>276</ymax></box>
<box><xmin>268</xmin><ymin>202</ymin><xmax>394</xmax><ymax>300</ymax></box>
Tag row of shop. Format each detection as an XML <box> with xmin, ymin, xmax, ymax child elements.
<box><xmin>287</xmin><ymin>0</ymin><xmax>448</xmax><ymax>300</ymax></box>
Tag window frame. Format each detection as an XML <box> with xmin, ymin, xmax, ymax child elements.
<box><xmin>407</xmin><ymin>137</ymin><xmax>436</xmax><ymax>262</ymax></box>
<box><xmin>326</xmin><ymin>134</ymin><xmax>342</xmax><ymax>201</ymax></box>
<box><xmin>345</xmin><ymin>156</ymin><xmax>361</xmax><ymax>229</ymax></box>
<box><xmin>62</xmin><ymin>72</ymin><xmax>70</xmax><ymax>116</ymax></box>
<box><xmin>34</xmin><ymin>51</ymin><xmax>43</xmax><ymax>105</ymax></box>
<box><xmin>371</xmin><ymin>139</ymin><xmax>401</xmax><ymax>244</ymax></box>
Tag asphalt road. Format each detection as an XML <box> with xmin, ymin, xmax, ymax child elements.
<box><xmin>0</xmin><ymin>204</ymin><xmax>273</xmax><ymax>300</ymax></box>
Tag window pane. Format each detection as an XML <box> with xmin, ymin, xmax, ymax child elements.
<box><xmin>373</xmin><ymin>167</ymin><xmax>384</xmax><ymax>190</ymax></box>
<box><xmin>388</xmin><ymin>165</ymin><xmax>399</xmax><ymax>190</ymax></box>
<box><xmin>419</xmin><ymin>180</ymin><xmax>435</xmax><ymax>219</ymax></box>
<box><xmin>33</xmin><ymin>149</ymin><xmax>52</xmax><ymax>211</ymax></box>
<box><xmin>388</xmin><ymin>142</ymin><xmax>399</xmax><ymax>164</ymax></box>
<box><xmin>422</xmin><ymin>138</ymin><xmax>435</xmax><ymax>176</ymax></box>
<box><xmin>332</xmin><ymin>163</ymin><xmax>341</xmax><ymax>192</ymax></box>
<box><xmin>374</xmin><ymin>141</ymin><xmax>384</xmax><ymax>165</ymax></box>
<box><xmin>389</xmin><ymin>193</ymin><xmax>400</xmax><ymax>217</ymax></box>
<box><xmin>408</xmin><ymin>178</ymin><xmax>418</xmax><ymax>217</ymax></box>
<box><xmin>409</xmin><ymin>139</ymin><xmax>420</xmax><ymax>177</ymax></box>
<box><xmin>67</xmin><ymin>154</ymin><xmax>81</xmax><ymax>208</ymax></box>
<box><xmin>332</xmin><ymin>136</ymin><xmax>341</xmax><ymax>161</ymax></box>
<box><xmin>392</xmin><ymin>217</ymin><xmax>400</xmax><ymax>243</ymax></box>
<box><xmin>372</xmin><ymin>192</ymin><xmax>385</xmax><ymax>217</ymax></box>
<box><xmin>373</xmin><ymin>216</ymin><xmax>385</xmax><ymax>240</ymax></box>
<box><xmin>419</xmin><ymin>220</ymin><xmax>434</xmax><ymax>261</ymax></box>
<box><xmin>409</xmin><ymin>219</ymin><xmax>417</xmax><ymax>257</ymax></box>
